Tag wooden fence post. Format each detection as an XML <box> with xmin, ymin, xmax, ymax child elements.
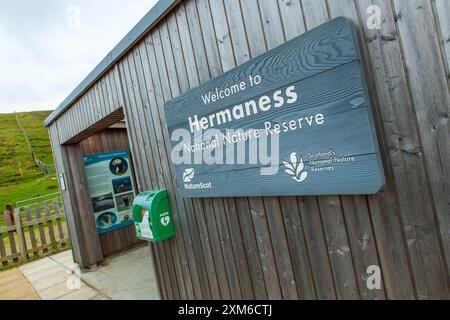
<box><xmin>3</xmin><ymin>211</ymin><xmax>17</xmax><ymax>262</ymax></box>
<box><xmin>13</xmin><ymin>209</ymin><xmax>27</xmax><ymax>264</ymax></box>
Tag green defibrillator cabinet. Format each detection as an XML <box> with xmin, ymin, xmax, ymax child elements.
<box><xmin>132</xmin><ymin>190</ymin><xmax>175</xmax><ymax>242</ymax></box>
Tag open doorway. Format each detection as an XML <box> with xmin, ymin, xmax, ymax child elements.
<box><xmin>78</xmin><ymin>120</ymin><xmax>141</xmax><ymax>257</ymax></box>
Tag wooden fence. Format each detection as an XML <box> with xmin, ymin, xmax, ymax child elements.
<box><xmin>0</xmin><ymin>198</ymin><xmax>70</xmax><ymax>268</ymax></box>
<box><xmin>32</xmin><ymin>156</ymin><xmax>56</xmax><ymax>176</ymax></box>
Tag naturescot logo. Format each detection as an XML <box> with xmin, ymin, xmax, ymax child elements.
<box><xmin>283</xmin><ymin>152</ymin><xmax>308</xmax><ymax>183</ymax></box>
<box><xmin>183</xmin><ymin>168</ymin><xmax>195</xmax><ymax>183</ymax></box>
<box><xmin>182</xmin><ymin>167</ymin><xmax>213</xmax><ymax>190</ymax></box>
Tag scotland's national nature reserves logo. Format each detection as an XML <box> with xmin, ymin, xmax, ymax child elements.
<box><xmin>283</xmin><ymin>152</ymin><xmax>308</xmax><ymax>183</ymax></box>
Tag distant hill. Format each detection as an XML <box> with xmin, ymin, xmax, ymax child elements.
<box><xmin>0</xmin><ymin>111</ymin><xmax>59</xmax><ymax>210</ymax></box>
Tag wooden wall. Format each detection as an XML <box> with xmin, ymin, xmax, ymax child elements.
<box><xmin>49</xmin><ymin>0</ymin><xmax>450</xmax><ymax>299</ymax></box>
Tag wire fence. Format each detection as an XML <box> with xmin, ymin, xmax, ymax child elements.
<box><xmin>14</xmin><ymin>112</ymin><xmax>56</xmax><ymax>176</ymax></box>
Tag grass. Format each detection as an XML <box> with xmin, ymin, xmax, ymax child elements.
<box><xmin>0</xmin><ymin>111</ymin><xmax>59</xmax><ymax>223</ymax></box>
<box><xmin>0</xmin><ymin>111</ymin><xmax>71</xmax><ymax>271</ymax></box>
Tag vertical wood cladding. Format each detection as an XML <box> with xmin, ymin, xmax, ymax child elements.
<box><xmin>49</xmin><ymin>0</ymin><xmax>450</xmax><ymax>299</ymax></box>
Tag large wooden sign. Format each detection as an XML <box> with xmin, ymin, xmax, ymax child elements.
<box><xmin>164</xmin><ymin>17</ymin><xmax>385</xmax><ymax>198</ymax></box>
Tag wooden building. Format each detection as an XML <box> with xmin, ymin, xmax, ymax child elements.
<box><xmin>45</xmin><ymin>0</ymin><xmax>450</xmax><ymax>299</ymax></box>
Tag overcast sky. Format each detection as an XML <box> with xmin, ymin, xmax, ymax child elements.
<box><xmin>0</xmin><ymin>0</ymin><xmax>158</xmax><ymax>113</ymax></box>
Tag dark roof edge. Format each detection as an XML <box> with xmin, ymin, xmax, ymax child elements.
<box><xmin>44</xmin><ymin>0</ymin><xmax>179</xmax><ymax>127</ymax></box>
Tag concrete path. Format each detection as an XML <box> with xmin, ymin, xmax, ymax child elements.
<box><xmin>80</xmin><ymin>245</ymin><xmax>160</xmax><ymax>300</ymax></box>
<box><xmin>19</xmin><ymin>250</ymin><xmax>109</xmax><ymax>300</ymax></box>
<box><xmin>1</xmin><ymin>245</ymin><xmax>158</xmax><ymax>300</ymax></box>
<box><xmin>0</xmin><ymin>268</ymin><xmax>40</xmax><ymax>300</ymax></box>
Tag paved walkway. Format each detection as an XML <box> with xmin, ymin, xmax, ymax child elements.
<box><xmin>19</xmin><ymin>250</ymin><xmax>109</xmax><ymax>300</ymax></box>
<box><xmin>0</xmin><ymin>268</ymin><xmax>40</xmax><ymax>300</ymax></box>
<box><xmin>0</xmin><ymin>245</ymin><xmax>159</xmax><ymax>300</ymax></box>
<box><xmin>81</xmin><ymin>245</ymin><xmax>160</xmax><ymax>300</ymax></box>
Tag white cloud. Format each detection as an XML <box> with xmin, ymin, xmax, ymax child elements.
<box><xmin>0</xmin><ymin>0</ymin><xmax>158</xmax><ymax>113</ymax></box>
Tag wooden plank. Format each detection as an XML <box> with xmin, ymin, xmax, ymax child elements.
<box><xmin>13</xmin><ymin>209</ymin><xmax>27</xmax><ymax>263</ymax></box>
<box><xmin>276</xmin><ymin>0</ymin><xmax>326</xmax><ymax>300</ymax></box>
<box><xmin>211</xmin><ymin>199</ymin><xmax>243</xmax><ymax>299</ymax></box>
<box><xmin>44</xmin><ymin>201</ymin><xmax>56</xmax><ymax>243</ymax></box>
<box><xmin>258</xmin><ymin>0</ymin><xmax>285</xmax><ymax>47</ymax></box>
<box><xmin>248</xmin><ymin>197</ymin><xmax>282</xmax><ymax>299</ymax></box>
<box><xmin>152</xmin><ymin>20</ymin><xmax>217</xmax><ymax>300</ymax></box>
<box><xmin>21</xmin><ymin>214</ymin><xmax>65</xmax><ymax>227</ymax></box>
<box><xmin>101</xmin><ymin>75</ymin><xmax>114</xmax><ymax>115</ymax></box>
<box><xmin>66</xmin><ymin>143</ymin><xmax>103</xmax><ymax>266</ymax></box>
<box><xmin>52</xmin><ymin>199</ymin><xmax>65</xmax><ymax>243</ymax></box>
<box><xmin>25</xmin><ymin>241</ymin><xmax>67</xmax><ymax>255</ymax></box>
<box><xmin>434</xmin><ymin>0</ymin><xmax>450</xmax><ymax>73</ymax></box>
<box><xmin>207</xmin><ymin>1</ymin><xmax>278</xmax><ymax>297</ymax></box>
<box><xmin>94</xmin><ymin>81</ymin><xmax>106</xmax><ymax>120</ymax></box>
<box><xmin>129</xmin><ymin>37</ymin><xmax>189</xmax><ymax>299</ymax></box>
<box><xmin>215</xmin><ymin>3</ymin><xmax>266</xmax><ymax>298</ymax></box>
<box><xmin>340</xmin><ymin>195</ymin><xmax>385</xmax><ymax>299</ymax></box>
<box><xmin>230</xmin><ymin>0</ymin><xmax>283</xmax><ymax>300</ymax></box>
<box><xmin>326</xmin><ymin>0</ymin><xmax>385</xmax><ymax>300</ymax></box>
<box><xmin>116</xmin><ymin>62</ymin><xmax>146</xmax><ymax>193</ymax></box>
<box><xmin>296</xmin><ymin>196</ymin><xmax>336</xmax><ymax>299</ymax></box>
<box><xmin>260</xmin><ymin>0</ymin><xmax>313</xmax><ymax>300</ymax></box>
<box><xmin>24</xmin><ymin>207</ymin><xmax>38</xmax><ymax>255</ymax></box>
<box><xmin>0</xmin><ymin>253</ymin><xmax>19</xmax><ymax>264</ymax></box>
<box><xmin>34</xmin><ymin>204</ymin><xmax>47</xmax><ymax>252</ymax></box>
<box><xmin>392</xmin><ymin>0</ymin><xmax>450</xmax><ymax>298</ymax></box>
<box><xmin>0</xmin><ymin>231</ymin><xmax>7</xmax><ymax>266</ymax></box>
<box><xmin>194</xmin><ymin>0</ymin><xmax>222</xmax><ymax>76</ymax></box>
<box><xmin>138</xmin><ymin>26</ymin><xmax>194</xmax><ymax>299</ymax></box>
<box><xmin>277</xmin><ymin>0</ymin><xmax>305</xmax><ymax>39</ymax></box>
<box><xmin>49</xmin><ymin>122</ymin><xmax>86</xmax><ymax>266</ymax></box>
<box><xmin>318</xmin><ymin>195</ymin><xmax>359</xmax><ymax>299</ymax></box>
<box><xmin>220</xmin><ymin>198</ymin><xmax>254</xmax><ymax>299</ymax></box>
<box><xmin>119</xmin><ymin>47</ymin><xmax>175</xmax><ymax>299</ymax></box>
<box><xmin>178</xmin><ymin>2</ymin><xmax>240</xmax><ymax>297</ymax></box>
<box><xmin>261</xmin><ymin>197</ymin><xmax>298</xmax><ymax>299</ymax></box>
<box><xmin>165</xmin><ymin>6</ymin><xmax>234</xmax><ymax>298</ymax></box>
<box><xmin>168</xmin><ymin>8</ymin><xmax>215</xmax><ymax>299</ymax></box>
<box><xmin>191</xmin><ymin>198</ymin><xmax>220</xmax><ymax>299</ymax></box>
<box><xmin>0</xmin><ymin>225</ymin><xmax>16</xmax><ymax>233</ymax></box>
<box><xmin>79</xmin><ymin>96</ymin><xmax>89</xmax><ymax>133</ymax></box>
<box><xmin>278</xmin><ymin>197</ymin><xmax>316</xmax><ymax>299</ymax></box>
<box><xmin>3</xmin><ymin>211</ymin><xmax>17</xmax><ymax>260</ymax></box>
<box><xmin>81</xmin><ymin>90</ymin><xmax>93</xmax><ymax>129</ymax></box>
<box><xmin>177</xmin><ymin>1</ymin><xmax>226</xmax><ymax>299</ymax></box>
<box><xmin>240</xmin><ymin>0</ymin><xmax>266</xmax><ymax>58</ymax></box>
<box><xmin>75</xmin><ymin>100</ymin><xmax>83</xmax><ymax>135</ymax></box>
<box><xmin>114</xmin><ymin>57</ymin><xmax>165</xmax><ymax>298</ymax></box>
<box><xmin>120</xmin><ymin>50</ymin><xmax>180</xmax><ymax>299</ymax></box>
<box><xmin>355</xmin><ymin>0</ymin><xmax>421</xmax><ymax>299</ymax></box>
<box><xmin>201</xmin><ymin>198</ymin><xmax>232</xmax><ymax>299</ymax></box>
<box><xmin>233</xmin><ymin>198</ymin><xmax>267</xmax><ymax>299</ymax></box>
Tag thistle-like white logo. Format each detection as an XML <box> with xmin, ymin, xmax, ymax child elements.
<box><xmin>183</xmin><ymin>168</ymin><xmax>195</xmax><ymax>183</ymax></box>
<box><xmin>283</xmin><ymin>152</ymin><xmax>308</xmax><ymax>182</ymax></box>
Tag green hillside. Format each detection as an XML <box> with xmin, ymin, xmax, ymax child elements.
<box><xmin>0</xmin><ymin>111</ymin><xmax>59</xmax><ymax>210</ymax></box>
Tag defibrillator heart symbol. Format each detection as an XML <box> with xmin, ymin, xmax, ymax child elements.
<box><xmin>161</xmin><ymin>216</ymin><xmax>170</xmax><ymax>227</ymax></box>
